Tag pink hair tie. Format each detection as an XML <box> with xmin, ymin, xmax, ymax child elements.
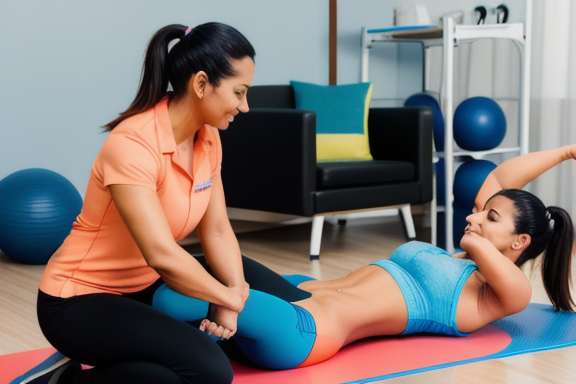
<box><xmin>185</xmin><ymin>26</ymin><xmax>192</xmax><ymax>36</ymax></box>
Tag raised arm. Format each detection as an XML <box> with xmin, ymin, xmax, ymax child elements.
<box><xmin>474</xmin><ymin>144</ymin><xmax>576</xmax><ymax>212</ymax></box>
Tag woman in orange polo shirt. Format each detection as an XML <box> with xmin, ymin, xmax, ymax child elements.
<box><xmin>16</xmin><ymin>23</ymin><xmax>255</xmax><ymax>384</ymax></box>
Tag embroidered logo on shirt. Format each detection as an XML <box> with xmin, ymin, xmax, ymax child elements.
<box><xmin>194</xmin><ymin>179</ymin><xmax>213</xmax><ymax>192</ymax></box>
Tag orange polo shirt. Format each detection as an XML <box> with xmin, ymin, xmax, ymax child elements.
<box><xmin>40</xmin><ymin>98</ymin><xmax>222</xmax><ymax>298</ymax></box>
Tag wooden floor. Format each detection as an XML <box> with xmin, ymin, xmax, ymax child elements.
<box><xmin>1</xmin><ymin>213</ymin><xmax>575</xmax><ymax>383</ymax></box>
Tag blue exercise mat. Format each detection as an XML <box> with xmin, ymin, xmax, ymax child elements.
<box><xmin>491</xmin><ymin>302</ymin><xmax>576</xmax><ymax>356</ymax></box>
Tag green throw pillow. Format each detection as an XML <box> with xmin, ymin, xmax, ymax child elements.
<box><xmin>290</xmin><ymin>81</ymin><xmax>373</xmax><ymax>161</ymax></box>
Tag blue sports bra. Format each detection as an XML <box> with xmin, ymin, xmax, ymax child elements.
<box><xmin>371</xmin><ymin>241</ymin><xmax>477</xmax><ymax>336</ymax></box>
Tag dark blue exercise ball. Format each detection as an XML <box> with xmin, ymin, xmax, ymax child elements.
<box><xmin>453</xmin><ymin>97</ymin><xmax>506</xmax><ymax>151</ymax></box>
<box><xmin>0</xmin><ymin>168</ymin><xmax>83</xmax><ymax>264</ymax></box>
<box><xmin>404</xmin><ymin>93</ymin><xmax>445</xmax><ymax>151</ymax></box>
<box><xmin>453</xmin><ymin>159</ymin><xmax>497</xmax><ymax>211</ymax></box>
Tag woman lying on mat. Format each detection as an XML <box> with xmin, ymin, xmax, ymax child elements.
<box><xmin>153</xmin><ymin>144</ymin><xmax>576</xmax><ymax>370</ymax></box>
<box><xmin>19</xmin><ymin>23</ymin><xmax>255</xmax><ymax>384</ymax></box>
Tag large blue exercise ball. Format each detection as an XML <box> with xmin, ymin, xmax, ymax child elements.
<box><xmin>453</xmin><ymin>97</ymin><xmax>506</xmax><ymax>151</ymax></box>
<box><xmin>0</xmin><ymin>169</ymin><xmax>83</xmax><ymax>264</ymax></box>
<box><xmin>404</xmin><ymin>93</ymin><xmax>445</xmax><ymax>151</ymax></box>
<box><xmin>453</xmin><ymin>159</ymin><xmax>497</xmax><ymax>211</ymax></box>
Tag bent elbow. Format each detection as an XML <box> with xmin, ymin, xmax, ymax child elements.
<box><xmin>504</xmin><ymin>285</ymin><xmax>532</xmax><ymax>315</ymax></box>
<box><xmin>140</xmin><ymin>243</ymin><xmax>179</xmax><ymax>275</ymax></box>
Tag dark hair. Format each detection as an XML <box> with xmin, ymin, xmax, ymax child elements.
<box><xmin>489</xmin><ymin>189</ymin><xmax>575</xmax><ymax>311</ymax></box>
<box><xmin>104</xmin><ymin>22</ymin><xmax>255</xmax><ymax>131</ymax></box>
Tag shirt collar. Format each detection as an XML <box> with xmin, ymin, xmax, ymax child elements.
<box><xmin>155</xmin><ymin>97</ymin><xmax>177</xmax><ymax>155</ymax></box>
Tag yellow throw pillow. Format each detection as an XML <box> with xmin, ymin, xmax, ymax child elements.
<box><xmin>291</xmin><ymin>81</ymin><xmax>373</xmax><ymax>161</ymax></box>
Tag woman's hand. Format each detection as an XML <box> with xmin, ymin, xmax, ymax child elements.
<box><xmin>223</xmin><ymin>282</ymin><xmax>250</xmax><ymax>313</ymax></box>
<box><xmin>199</xmin><ymin>283</ymin><xmax>249</xmax><ymax>339</ymax></box>
<box><xmin>460</xmin><ymin>227</ymin><xmax>492</xmax><ymax>255</ymax></box>
<box><xmin>200</xmin><ymin>305</ymin><xmax>239</xmax><ymax>339</ymax></box>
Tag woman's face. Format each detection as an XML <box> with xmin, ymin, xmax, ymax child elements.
<box><xmin>202</xmin><ymin>56</ymin><xmax>255</xmax><ymax>129</ymax></box>
<box><xmin>465</xmin><ymin>195</ymin><xmax>520</xmax><ymax>253</ymax></box>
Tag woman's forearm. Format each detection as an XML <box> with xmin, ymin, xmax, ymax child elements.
<box><xmin>149</xmin><ymin>243</ymin><xmax>245</xmax><ymax>312</ymax></box>
<box><xmin>199</xmin><ymin>229</ymin><xmax>246</xmax><ymax>289</ymax></box>
<box><xmin>195</xmin><ymin>172</ymin><xmax>247</xmax><ymax>294</ymax></box>
<box><xmin>475</xmin><ymin>144</ymin><xmax>576</xmax><ymax>211</ymax></box>
<box><xmin>492</xmin><ymin>145</ymin><xmax>576</xmax><ymax>190</ymax></box>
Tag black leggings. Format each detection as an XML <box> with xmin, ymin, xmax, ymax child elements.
<box><xmin>37</xmin><ymin>256</ymin><xmax>309</xmax><ymax>384</ymax></box>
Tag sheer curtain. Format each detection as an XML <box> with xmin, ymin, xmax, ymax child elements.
<box><xmin>529</xmin><ymin>0</ymin><xmax>576</xmax><ymax>218</ymax></box>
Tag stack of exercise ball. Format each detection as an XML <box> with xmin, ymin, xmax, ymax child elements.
<box><xmin>0</xmin><ymin>168</ymin><xmax>83</xmax><ymax>264</ymax></box>
<box><xmin>451</xmin><ymin>96</ymin><xmax>506</xmax><ymax>247</ymax></box>
<box><xmin>405</xmin><ymin>93</ymin><xmax>506</xmax><ymax>249</ymax></box>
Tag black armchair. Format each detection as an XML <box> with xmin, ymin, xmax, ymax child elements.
<box><xmin>220</xmin><ymin>85</ymin><xmax>433</xmax><ymax>259</ymax></box>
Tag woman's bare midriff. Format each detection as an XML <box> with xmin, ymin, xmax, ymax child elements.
<box><xmin>294</xmin><ymin>265</ymin><xmax>408</xmax><ymax>350</ymax></box>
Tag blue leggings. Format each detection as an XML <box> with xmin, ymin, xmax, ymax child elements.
<box><xmin>153</xmin><ymin>282</ymin><xmax>316</xmax><ymax>370</ymax></box>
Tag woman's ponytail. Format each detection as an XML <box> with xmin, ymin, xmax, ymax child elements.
<box><xmin>104</xmin><ymin>24</ymin><xmax>186</xmax><ymax>131</ymax></box>
<box><xmin>541</xmin><ymin>206</ymin><xmax>575</xmax><ymax>311</ymax></box>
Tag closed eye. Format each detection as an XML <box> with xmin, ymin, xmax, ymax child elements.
<box><xmin>235</xmin><ymin>84</ymin><xmax>250</xmax><ymax>98</ymax></box>
<box><xmin>487</xmin><ymin>208</ymin><xmax>500</xmax><ymax>221</ymax></box>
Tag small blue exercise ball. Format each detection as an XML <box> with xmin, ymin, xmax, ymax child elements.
<box><xmin>0</xmin><ymin>168</ymin><xmax>83</xmax><ymax>264</ymax></box>
<box><xmin>404</xmin><ymin>93</ymin><xmax>445</xmax><ymax>151</ymax></box>
<box><xmin>453</xmin><ymin>159</ymin><xmax>497</xmax><ymax>211</ymax></box>
<box><xmin>453</xmin><ymin>97</ymin><xmax>506</xmax><ymax>151</ymax></box>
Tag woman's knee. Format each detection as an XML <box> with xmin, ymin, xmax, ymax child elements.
<box><xmin>163</xmin><ymin>323</ymin><xmax>234</xmax><ymax>383</ymax></box>
<box><xmin>184</xmin><ymin>355</ymin><xmax>233</xmax><ymax>384</ymax></box>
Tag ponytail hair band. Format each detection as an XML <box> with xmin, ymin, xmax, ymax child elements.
<box><xmin>185</xmin><ymin>26</ymin><xmax>193</xmax><ymax>36</ymax></box>
<box><xmin>546</xmin><ymin>209</ymin><xmax>555</xmax><ymax>229</ymax></box>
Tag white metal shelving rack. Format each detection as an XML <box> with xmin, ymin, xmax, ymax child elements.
<box><xmin>361</xmin><ymin>19</ymin><xmax>530</xmax><ymax>253</ymax></box>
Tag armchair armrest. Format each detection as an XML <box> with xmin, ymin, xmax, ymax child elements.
<box><xmin>368</xmin><ymin>107</ymin><xmax>434</xmax><ymax>202</ymax></box>
<box><xmin>220</xmin><ymin>108</ymin><xmax>317</xmax><ymax>216</ymax></box>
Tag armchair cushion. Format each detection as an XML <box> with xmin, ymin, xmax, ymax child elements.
<box><xmin>317</xmin><ymin>160</ymin><xmax>414</xmax><ymax>188</ymax></box>
<box><xmin>290</xmin><ymin>81</ymin><xmax>373</xmax><ymax>162</ymax></box>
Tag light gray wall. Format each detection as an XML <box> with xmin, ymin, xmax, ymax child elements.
<box><xmin>0</xmin><ymin>0</ymin><xmax>527</xmax><ymax>196</ymax></box>
<box><xmin>0</xmin><ymin>0</ymin><xmax>328</xmax><ymax>195</ymax></box>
